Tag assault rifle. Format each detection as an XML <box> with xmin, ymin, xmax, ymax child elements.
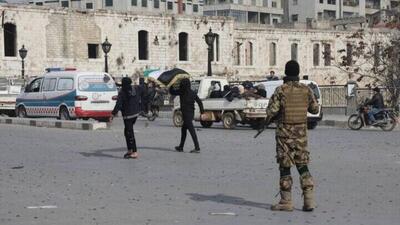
<box><xmin>254</xmin><ymin>118</ymin><xmax>271</xmax><ymax>138</ymax></box>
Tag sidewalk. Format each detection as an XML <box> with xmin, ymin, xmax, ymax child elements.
<box><xmin>319</xmin><ymin>114</ymin><xmax>349</xmax><ymax>128</ymax></box>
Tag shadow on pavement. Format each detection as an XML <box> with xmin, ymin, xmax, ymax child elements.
<box><xmin>186</xmin><ymin>193</ymin><xmax>271</xmax><ymax>209</ymax></box>
<box><xmin>80</xmin><ymin>146</ymin><xmax>176</xmax><ymax>159</ymax></box>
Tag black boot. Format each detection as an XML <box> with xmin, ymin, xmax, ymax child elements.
<box><xmin>190</xmin><ymin>147</ymin><xmax>200</xmax><ymax>153</ymax></box>
<box><xmin>175</xmin><ymin>146</ymin><xmax>184</xmax><ymax>152</ymax></box>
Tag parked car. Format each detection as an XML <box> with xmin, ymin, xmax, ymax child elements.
<box><xmin>0</xmin><ymin>77</ymin><xmax>24</xmax><ymax>117</ymax></box>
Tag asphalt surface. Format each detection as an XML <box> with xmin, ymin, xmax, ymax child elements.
<box><xmin>0</xmin><ymin>118</ymin><xmax>399</xmax><ymax>225</ymax></box>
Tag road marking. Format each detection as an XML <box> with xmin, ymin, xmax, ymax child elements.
<box><xmin>26</xmin><ymin>205</ymin><xmax>58</xmax><ymax>209</ymax></box>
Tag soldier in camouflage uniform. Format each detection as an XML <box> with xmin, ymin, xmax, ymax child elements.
<box><xmin>265</xmin><ymin>60</ymin><xmax>319</xmax><ymax>212</ymax></box>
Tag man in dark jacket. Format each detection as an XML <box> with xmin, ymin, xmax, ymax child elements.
<box><xmin>170</xmin><ymin>78</ymin><xmax>204</xmax><ymax>153</ymax></box>
<box><xmin>112</xmin><ymin>77</ymin><xmax>143</xmax><ymax>159</ymax></box>
<box><xmin>366</xmin><ymin>87</ymin><xmax>385</xmax><ymax>125</ymax></box>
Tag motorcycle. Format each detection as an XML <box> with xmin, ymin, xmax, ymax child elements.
<box><xmin>348</xmin><ymin>101</ymin><xmax>398</xmax><ymax>131</ymax></box>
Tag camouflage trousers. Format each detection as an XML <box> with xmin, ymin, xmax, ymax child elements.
<box><xmin>276</xmin><ymin>136</ymin><xmax>310</xmax><ymax>168</ymax></box>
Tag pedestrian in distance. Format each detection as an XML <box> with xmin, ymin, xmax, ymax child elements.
<box><xmin>264</xmin><ymin>60</ymin><xmax>320</xmax><ymax>212</ymax></box>
<box><xmin>111</xmin><ymin>77</ymin><xmax>144</xmax><ymax>159</ymax></box>
<box><xmin>170</xmin><ymin>78</ymin><xmax>205</xmax><ymax>153</ymax></box>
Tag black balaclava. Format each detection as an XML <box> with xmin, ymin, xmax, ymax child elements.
<box><xmin>284</xmin><ymin>60</ymin><xmax>300</xmax><ymax>83</ymax></box>
<box><xmin>121</xmin><ymin>77</ymin><xmax>135</xmax><ymax>96</ymax></box>
<box><xmin>179</xmin><ymin>78</ymin><xmax>191</xmax><ymax>93</ymax></box>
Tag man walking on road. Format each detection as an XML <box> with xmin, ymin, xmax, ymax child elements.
<box><xmin>170</xmin><ymin>78</ymin><xmax>205</xmax><ymax>153</ymax></box>
<box><xmin>264</xmin><ymin>60</ymin><xmax>320</xmax><ymax>212</ymax></box>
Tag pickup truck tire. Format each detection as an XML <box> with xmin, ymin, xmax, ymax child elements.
<box><xmin>307</xmin><ymin>121</ymin><xmax>318</xmax><ymax>130</ymax></box>
<box><xmin>17</xmin><ymin>106</ymin><xmax>27</xmax><ymax>118</ymax></box>
<box><xmin>222</xmin><ymin>112</ymin><xmax>236</xmax><ymax>129</ymax></box>
<box><xmin>200</xmin><ymin>121</ymin><xmax>213</xmax><ymax>128</ymax></box>
<box><xmin>173</xmin><ymin>110</ymin><xmax>183</xmax><ymax>127</ymax></box>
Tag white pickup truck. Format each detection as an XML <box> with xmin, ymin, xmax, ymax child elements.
<box><xmin>172</xmin><ymin>77</ymin><xmax>269</xmax><ymax>129</ymax></box>
<box><xmin>172</xmin><ymin>77</ymin><xmax>323</xmax><ymax>130</ymax></box>
<box><xmin>0</xmin><ymin>78</ymin><xmax>24</xmax><ymax>117</ymax></box>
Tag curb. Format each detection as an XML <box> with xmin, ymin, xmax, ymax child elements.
<box><xmin>0</xmin><ymin>117</ymin><xmax>107</xmax><ymax>131</ymax></box>
<box><xmin>319</xmin><ymin>120</ymin><xmax>348</xmax><ymax>128</ymax></box>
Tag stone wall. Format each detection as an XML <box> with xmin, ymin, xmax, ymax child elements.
<box><xmin>0</xmin><ymin>4</ymin><xmax>392</xmax><ymax>85</ymax></box>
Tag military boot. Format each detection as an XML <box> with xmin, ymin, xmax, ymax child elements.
<box><xmin>271</xmin><ymin>176</ymin><xmax>294</xmax><ymax>211</ymax></box>
<box><xmin>300</xmin><ymin>175</ymin><xmax>315</xmax><ymax>212</ymax></box>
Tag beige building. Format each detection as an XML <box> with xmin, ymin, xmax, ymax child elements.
<box><xmin>0</xmin><ymin>4</ymin><xmax>392</xmax><ymax>86</ymax></box>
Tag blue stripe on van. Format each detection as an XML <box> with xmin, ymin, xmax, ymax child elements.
<box><xmin>16</xmin><ymin>90</ymin><xmax>76</xmax><ymax>107</ymax></box>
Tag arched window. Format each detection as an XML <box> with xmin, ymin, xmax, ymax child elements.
<box><xmin>269</xmin><ymin>42</ymin><xmax>276</xmax><ymax>66</ymax></box>
<box><xmin>245</xmin><ymin>41</ymin><xmax>253</xmax><ymax>66</ymax></box>
<box><xmin>313</xmin><ymin>43</ymin><xmax>320</xmax><ymax>66</ymax></box>
<box><xmin>346</xmin><ymin>43</ymin><xmax>353</xmax><ymax>66</ymax></box>
<box><xmin>4</xmin><ymin>23</ymin><xmax>17</xmax><ymax>57</ymax></box>
<box><xmin>323</xmin><ymin>43</ymin><xmax>331</xmax><ymax>66</ymax></box>
<box><xmin>179</xmin><ymin>32</ymin><xmax>188</xmax><ymax>61</ymax></box>
<box><xmin>291</xmin><ymin>43</ymin><xmax>298</xmax><ymax>61</ymax></box>
<box><xmin>213</xmin><ymin>34</ymin><xmax>219</xmax><ymax>62</ymax></box>
<box><xmin>138</xmin><ymin>30</ymin><xmax>149</xmax><ymax>60</ymax></box>
<box><xmin>234</xmin><ymin>41</ymin><xmax>241</xmax><ymax>65</ymax></box>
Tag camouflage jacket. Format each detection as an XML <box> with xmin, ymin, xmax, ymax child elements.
<box><xmin>266</xmin><ymin>81</ymin><xmax>319</xmax><ymax>138</ymax></box>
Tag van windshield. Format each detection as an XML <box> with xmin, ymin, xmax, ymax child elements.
<box><xmin>78</xmin><ymin>75</ymin><xmax>116</xmax><ymax>92</ymax></box>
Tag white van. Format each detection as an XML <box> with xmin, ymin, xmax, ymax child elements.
<box><xmin>15</xmin><ymin>69</ymin><xmax>118</xmax><ymax>122</ymax></box>
<box><xmin>259</xmin><ymin>79</ymin><xmax>323</xmax><ymax>129</ymax></box>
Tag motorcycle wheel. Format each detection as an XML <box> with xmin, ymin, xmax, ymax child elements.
<box><xmin>348</xmin><ymin>114</ymin><xmax>363</xmax><ymax>130</ymax></box>
<box><xmin>380</xmin><ymin>116</ymin><xmax>397</xmax><ymax>131</ymax></box>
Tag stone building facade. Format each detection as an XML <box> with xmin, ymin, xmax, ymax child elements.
<box><xmin>0</xmin><ymin>4</ymin><xmax>390</xmax><ymax>85</ymax></box>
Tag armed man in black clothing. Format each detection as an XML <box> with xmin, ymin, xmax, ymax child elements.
<box><xmin>366</xmin><ymin>87</ymin><xmax>385</xmax><ymax>125</ymax></box>
<box><xmin>170</xmin><ymin>78</ymin><xmax>205</xmax><ymax>153</ymax></box>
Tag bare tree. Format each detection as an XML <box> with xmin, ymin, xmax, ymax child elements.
<box><xmin>333</xmin><ymin>29</ymin><xmax>400</xmax><ymax>109</ymax></box>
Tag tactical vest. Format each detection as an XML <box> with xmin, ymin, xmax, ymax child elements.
<box><xmin>282</xmin><ymin>84</ymin><xmax>309</xmax><ymax>124</ymax></box>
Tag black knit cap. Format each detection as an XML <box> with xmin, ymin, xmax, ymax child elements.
<box><xmin>373</xmin><ymin>87</ymin><xmax>380</xmax><ymax>92</ymax></box>
<box><xmin>285</xmin><ymin>60</ymin><xmax>300</xmax><ymax>77</ymax></box>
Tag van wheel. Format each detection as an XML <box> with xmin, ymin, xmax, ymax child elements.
<box><xmin>173</xmin><ymin>110</ymin><xmax>183</xmax><ymax>127</ymax></box>
<box><xmin>17</xmin><ymin>106</ymin><xmax>27</xmax><ymax>118</ymax></box>
<box><xmin>222</xmin><ymin>112</ymin><xmax>236</xmax><ymax>129</ymax></box>
<box><xmin>59</xmin><ymin>107</ymin><xmax>71</xmax><ymax>120</ymax></box>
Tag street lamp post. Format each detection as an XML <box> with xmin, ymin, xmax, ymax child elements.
<box><xmin>101</xmin><ymin>37</ymin><xmax>112</xmax><ymax>73</ymax></box>
<box><xmin>18</xmin><ymin>45</ymin><xmax>27</xmax><ymax>80</ymax></box>
<box><xmin>204</xmin><ymin>28</ymin><xmax>216</xmax><ymax>77</ymax></box>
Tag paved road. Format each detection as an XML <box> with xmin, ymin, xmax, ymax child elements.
<box><xmin>0</xmin><ymin>118</ymin><xmax>399</xmax><ymax>225</ymax></box>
